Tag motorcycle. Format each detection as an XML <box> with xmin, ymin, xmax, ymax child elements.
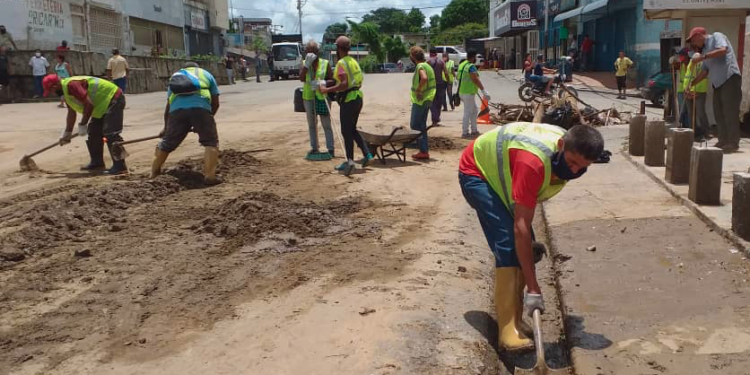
<box><xmin>518</xmin><ymin>74</ymin><xmax>578</xmax><ymax>103</ymax></box>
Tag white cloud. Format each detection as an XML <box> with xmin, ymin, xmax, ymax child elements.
<box><xmin>230</xmin><ymin>0</ymin><xmax>445</xmax><ymax>43</ymax></box>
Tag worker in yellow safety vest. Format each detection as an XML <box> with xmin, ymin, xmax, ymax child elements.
<box><xmin>42</xmin><ymin>74</ymin><xmax>128</xmax><ymax>175</ymax></box>
<box><xmin>458</xmin><ymin>122</ymin><xmax>604</xmax><ymax>351</ymax></box>
<box><xmin>684</xmin><ymin>51</ymin><xmax>709</xmax><ymax>141</ymax></box>
<box><xmin>409</xmin><ymin>46</ymin><xmax>436</xmax><ymax>160</ymax></box>
<box><xmin>300</xmin><ymin>40</ymin><xmax>335</xmax><ymax>161</ymax></box>
<box><xmin>442</xmin><ymin>52</ymin><xmax>455</xmax><ymax>111</ymax></box>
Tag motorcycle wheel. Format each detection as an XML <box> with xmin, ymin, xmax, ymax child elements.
<box><xmin>518</xmin><ymin>83</ymin><xmax>535</xmax><ymax>102</ymax></box>
<box><xmin>558</xmin><ymin>85</ymin><xmax>579</xmax><ymax>100</ymax></box>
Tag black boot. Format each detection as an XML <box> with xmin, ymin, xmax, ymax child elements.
<box><xmin>81</xmin><ymin>139</ymin><xmax>106</xmax><ymax>171</ymax></box>
<box><xmin>104</xmin><ymin>143</ymin><xmax>128</xmax><ymax>175</ymax></box>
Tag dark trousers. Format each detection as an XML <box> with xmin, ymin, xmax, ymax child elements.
<box><xmin>714</xmin><ymin>74</ymin><xmax>742</xmax><ymax>147</ymax></box>
<box><xmin>33</xmin><ymin>75</ymin><xmax>44</xmax><ymax>97</ymax></box>
<box><xmin>444</xmin><ymin>83</ymin><xmax>454</xmax><ymax>110</ymax></box>
<box><xmin>340</xmin><ymin>97</ymin><xmax>369</xmax><ymax>160</ymax></box>
<box><xmin>430</xmin><ymin>85</ymin><xmax>447</xmax><ymax>124</ymax></box>
<box><xmin>89</xmin><ymin>94</ymin><xmax>126</xmax><ymax>144</ymax></box>
<box><xmin>256</xmin><ymin>65</ymin><xmax>261</xmax><ymax>82</ymax></box>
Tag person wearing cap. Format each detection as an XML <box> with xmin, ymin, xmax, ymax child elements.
<box><xmin>683</xmin><ymin>48</ymin><xmax>709</xmax><ymax>141</ymax></box>
<box><xmin>408</xmin><ymin>46</ymin><xmax>436</xmax><ymax>161</ymax></box>
<box><xmin>427</xmin><ymin>47</ymin><xmax>449</xmax><ymax>126</ymax></box>
<box><xmin>42</xmin><ymin>74</ymin><xmax>128</xmax><ymax>175</ymax></box>
<box><xmin>687</xmin><ymin>27</ymin><xmax>742</xmax><ymax>153</ymax></box>
<box><xmin>669</xmin><ymin>48</ymin><xmax>689</xmax><ymax>128</ymax></box>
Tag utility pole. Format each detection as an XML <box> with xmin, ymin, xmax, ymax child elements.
<box><xmin>543</xmin><ymin>0</ymin><xmax>549</xmax><ymax>60</ymax></box>
<box><xmin>297</xmin><ymin>0</ymin><xmax>303</xmax><ymax>38</ymax></box>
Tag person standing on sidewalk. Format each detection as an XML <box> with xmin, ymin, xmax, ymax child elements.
<box><xmin>299</xmin><ymin>40</ymin><xmax>335</xmax><ymax>161</ymax></box>
<box><xmin>457</xmin><ymin>49</ymin><xmax>490</xmax><ymax>139</ymax></box>
<box><xmin>427</xmin><ymin>48</ymin><xmax>448</xmax><ymax>126</ymax></box>
<box><xmin>224</xmin><ymin>55</ymin><xmax>236</xmax><ymax>85</ymax></box>
<box><xmin>613</xmin><ymin>51</ymin><xmax>634</xmax><ymax>99</ymax></box>
<box><xmin>671</xmin><ymin>48</ymin><xmax>690</xmax><ymax>129</ymax></box>
<box><xmin>106</xmin><ymin>49</ymin><xmax>129</xmax><ymax>92</ymax></box>
<box><xmin>239</xmin><ymin>56</ymin><xmax>248</xmax><ymax>82</ymax></box>
<box><xmin>408</xmin><ymin>46</ymin><xmax>436</xmax><ymax>161</ymax></box>
<box><xmin>255</xmin><ymin>51</ymin><xmax>263</xmax><ymax>83</ymax></box>
<box><xmin>458</xmin><ymin>122</ymin><xmax>604</xmax><ymax>351</ymax></box>
<box><xmin>688</xmin><ymin>27</ymin><xmax>742</xmax><ymax>153</ymax></box>
<box><xmin>319</xmin><ymin>36</ymin><xmax>373</xmax><ymax>176</ymax></box>
<box><xmin>683</xmin><ymin>51</ymin><xmax>709</xmax><ymax>141</ymax></box>
<box><xmin>0</xmin><ymin>25</ymin><xmax>18</xmax><ymax>51</ymax></box>
<box><xmin>581</xmin><ymin>35</ymin><xmax>593</xmax><ymax>71</ymax></box>
<box><xmin>54</xmin><ymin>54</ymin><xmax>72</xmax><ymax>108</ymax></box>
<box><xmin>443</xmin><ymin>52</ymin><xmax>455</xmax><ymax>111</ymax></box>
<box><xmin>29</xmin><ymin>50</ymin><xmax>49</xmax><ymax>98</ymax></box>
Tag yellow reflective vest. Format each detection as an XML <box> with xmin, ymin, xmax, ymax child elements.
<box><xmin>334</xmin><ymin>56</ymin><xmax>363</xmax><ymax>103</ymax></box>
<box><xmin>303</xmin><ymin>58</ymin><xmax>329</xmax><ymax>101</ymax></box>
<box><xmin>62</xmin><ymin>76</ymin><xmax>119</xmax><ymax>119</ymax></box>
<box><xmin>168</xmin><ymin>67</ymin><xmax>213</xmax><ymax>106</ymax></box>
<box><xmin>411</xmin><ymin>62</ymin><xmax>436</xmax><ymax>106</ymax></box>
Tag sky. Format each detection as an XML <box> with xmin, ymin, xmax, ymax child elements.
<box><xmin>229</xmin><ymin>0</ymin><xmax>448</xmax><ymax>43</ymax></box>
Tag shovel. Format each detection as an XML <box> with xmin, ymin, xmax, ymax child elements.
<box><xmin>110</xmin><ymin>135</ymin><xmax>161</xmax><ymax>161</ymax></box>
<box><xmin>515</xmin><ymin>309</ymin><xmax>571</xmax><ymax>375</ymax></box>
<box><xmin>19</xmin><ymin>133</ymin><xmax>80</xmax><ymax>172</ymax></box>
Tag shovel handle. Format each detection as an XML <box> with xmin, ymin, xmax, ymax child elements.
<box><xmin>24</xmin><ymin>133</ymin><xmax>80</xmax><ymax>158</ymax></box>
<box><xmin>532</xmin><ymin>309</ymin><xmax>546</xmax><ymax>367</ymax></box>
<box><xmin>112</xmin><ymin>135</ymin><xmax>161</xmax><ymax>147</ymax></box>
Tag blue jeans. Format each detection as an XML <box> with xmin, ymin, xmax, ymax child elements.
<box><xmin>677</xmin><ymin>92</ymin><xmax>689</xmax><ymax>128</ymax></box>
<box><xmin>459</xmin><ymin>172</ymin><xmax>519</xmax><ymax>267</ymax></box>
<box><xmin>113</xmin><ymin>77</ymin><xmax>127</xmax><ymax>92</ymax></box>
<box><xmin>410</xmin><ymin>101</ymin><xmax>431</xmax><ymax>153</ymax></box>
<box><xmin>33</xmin><ymin>75</ymin><xmax>44</xmax><ymax>97</ymax></box>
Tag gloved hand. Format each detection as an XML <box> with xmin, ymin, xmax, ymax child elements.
<box><xmin>59</xmin><ymin>130</ymin><xmax>73</xmax><ymax>146</ymax></box>
<box><xmin>691</xmin><ymin>52</ymin><xmax>703</xmax><ymax>62</ymax></box>
<box><xmin>481</xmin><ymin>89</ymin><xmax>491</xmax><ymax>102</ymax></box>
<box><xmin>524</xmin><ymin>292</ymin><xmax>545</xmax><ymax>317</ymax></box>
<box><xmin>310</xmin><ymin>80</ymin><xmax>320</xmax><ymax>88</ymax></box>
<box><xmin>77</xmin><ymin>122</ymin><xmax>88</xmax><ymax>136</ymax></box>
<box><xmin>304</xmin><ymin>53</ymin><xmax>317</xmax><ymax>68</ymax></box>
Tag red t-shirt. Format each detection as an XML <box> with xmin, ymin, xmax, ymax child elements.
<box><xmin>581</xmin><ymin>39</ymin><xmax>593</xmax><ymax>53</ymax></box>
<box><xmin>459</xmin><ymin>140</ymin><xmax>545</xmax><ymax>209</ymax></box>
<box><xmin>67</xmin><ymin>79</ymin><xmax>121</xmax><ymax>104</ymax></box>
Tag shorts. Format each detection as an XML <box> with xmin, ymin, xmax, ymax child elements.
<box><xmin>616</xmin><ymin>76</ymin><xmax>626</xmax><ymax>91</ymax></box>
<box><xmin>158</xmin><ymin>108</ymin><xmax>218</xmax><ymax>152</ymax></box>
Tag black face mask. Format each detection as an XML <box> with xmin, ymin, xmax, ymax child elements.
<box><xmin>55</xmin><ymin>89</ymin><xmax>63</xmax><ymax>97</ymax></box>
<box><xmin>551</xmin><ymin>149</ymin><xmax>587</xmax><ymax>180</ymax></box>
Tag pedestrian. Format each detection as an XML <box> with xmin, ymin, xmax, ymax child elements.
<box><xmin>106</xmin><ymin>49</ymin><xmax>129</xmax><ymax>92</ymax></box>
<box><xmin>0</xmin><ymin>47</ymin><xmax>10</xmax><ymax>95</ymax></box>
<box><xmin>397</xmin><ymin>59</ymin><xmax>403</xmax><ymax>72</ymax></box>
<box><xmin>457</xmin><ymin>49</ymin><xmax>490</xmax><ymax>138</ymax></box>
<box><xmin>427</xmin><ymin>47</ymin><xmax>448</xmax><ymax>126</ymax></box>
<box><xmin>42</xmin><ymin>74</ymin><xmax>128</xmax><ymax>175</ymax></box>
<box><xmin>688</xmin><ymin>27</ymin><xmax>742</xmax><ymax>153</ymax></box>
<box><xmin>54</xmin><ymin>54</ymin><xmax>72</xmax><ymax>108</ymax></box>
<box><xmin>0</xmin><ymin>25</ymin><xmax>18</xmax><ymax>51</ymax></box>
<box><xmin>683</xmin><ymin>50</ymin><xmax>709</xmax><ymax>141</ymax></box>
<box><xmin>29</xmin><ymin>49</ymin><xmax>49</xmax><ymax>98</ymax></box>
<box><xmin>319</xmin><ymin>36</ymin><xmax>373</xmax><ymax>176</ymax></box>
<box><xmin>443</xmin><ymin>52</ymin><xmax>455</xmax><ymax>111</ymax></box>
<box><xmin>613</xmin><ymin>51</ymin><xmax>634</xmax><ymax>99</ymax></box>
<box><xmin>408</xmin><ymin>46</ymin><xmax>436</xmax><ymax>161</ymax></box>
<box><xmin>239</xmin><ymin>56</ymin><xmax>247</xmax><ymax>81</ymax></box>
<box><xmin>581</xmin><ymin>35</ymin><xmax>593</xmax><ymax>71</ymax></box>
<box><xmin>671</xmin><ymin>48</ymin><xmax>689</xmax><ymax>128</ymax></box>
<box><xmin>255</xmin><ymin>51</ymin><xmax>263</xmax><ymax>83</ymax></box>
<box><xmin>267</xmin><ymin>54</ymin><xmax>275</xmax><ymax>82</ymax></box>
<box><xmin>56</xmin><ymin>40</ymin><xmax>70</xmax><ymax>51</ymax></box>
<box><xmin>299</xmin><ymin>40</ymin><xmax>335</xmax><ymax>161</ymax></box>
<box><xmin>458</xmin><ymin>122</ymin><xmax>604</xmax><ymax>351</ymax></box>
<box><xmin>151</xmin><ymin>62</ymin><xmax>222</xmax><ymax>185</ymax></box>
<box><xmin>224</xmin><ymin>55</ymin><xmax>235</xmax><ymax>85</ymax></box>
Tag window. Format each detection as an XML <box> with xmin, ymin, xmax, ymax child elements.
<box><xmin>273</xmin><ymin>45</ymin><xmax>299</xmax><ymax>61</ymax></box>
<box><xmin>446</xmin><ymin>47</ymin><xmax>457</xmax><ymax>54</ymax></box>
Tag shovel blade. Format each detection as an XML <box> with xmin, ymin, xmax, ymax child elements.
<box><xmin>19</xmin><ymin>156</ymin><xmax>38</xmax><ymax>172</ymax></box>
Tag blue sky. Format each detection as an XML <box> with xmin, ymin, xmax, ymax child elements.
<box><xmin>229</xmin><ymin>0</ymin><xmax>447</xmax><ymax>43</ymax></box>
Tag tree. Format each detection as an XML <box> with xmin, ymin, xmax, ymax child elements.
<box><xmin>382</xmin><ymin>36</ymin><xmax>408</xmax><ymax>63</ymax></box>
<box><xmin>429</xmin><ymin>15</ymin><xmax>441</xmax><ymax>33</ymax></box>
<box><xmin>361</xmin><ymin>7</ymin><xmax>408</xmax><ymax>34</ymax></box>
<box><xmin>323</xmin><ymin>22</ymin><xmax>348</xmax><ymax>44</ymax></box>
<box><xmin>252</xmin><ymin>38</ymin><xmax>268</xmax><ymax>54</ymax></box>
<box><xmin>440</xmin><ymin>0</ymin><xmax>489</xmax><ymax>30</ymax></box>
<box><xmin>431</xmin><ymin>22</ymin><xmax>487</xmax><ymax>46</ymax></box>
<box><xmin>406</xmin><ymin>8</ymin><xmax>426</xmax><ymax>32</ymax></box>
<box><xmin>347</xmin><ymin>21</ymin><xmax>385</xmax><ymax>62</ymax></box>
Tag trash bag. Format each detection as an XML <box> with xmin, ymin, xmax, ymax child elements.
<box><xmin>294</xmin><ymin>88</ymin><xmax>305</xmax><ymax>113</ymax></box>
<box><xmin>542</xmin><ymin>103</ymin><xmax>575</xmax><ymax>129</ymax></box>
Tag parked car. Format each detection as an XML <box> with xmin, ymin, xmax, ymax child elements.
<box><xmin>641</xmin><ymin>72</ymin><xmax>671</xmax><ymax>107</ymax></box>
<box><xmin>435</xmin><ymin>46</ymin><xmax>467</xmax><ymax>67</ymax></box>
<box><xmin>377</xmin><ymin>63</ymin><xmax>400</xmax><ymax>73</ymax></box>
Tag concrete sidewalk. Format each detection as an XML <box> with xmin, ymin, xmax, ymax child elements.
<box><xmin>542</xmin><ymin>125</ymin><xmax>750</xmax><ymax>375</ymax></box>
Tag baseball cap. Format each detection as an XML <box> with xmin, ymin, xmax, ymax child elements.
<box><xmin>686</xmin><ymin>27</ymin><xmax>706</xmax><ymax>42</ymax></box>
<box><xmin>42</xmin><ymin>75</ymin><xmax>61</xmax><ymax>97</ymax></box>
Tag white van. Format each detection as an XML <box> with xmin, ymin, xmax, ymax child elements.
<box><xmin>271</xmin><ymin>42</ymin><xmax>303</xmax><ymax>80</ymax></box>
<box><xmin>434</xmin><ymin>46</ymin><xmax>483</xmax><ymax>67</ymax></box>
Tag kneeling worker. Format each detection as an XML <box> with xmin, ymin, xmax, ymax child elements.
<box><xmin>458</xmin><ymin>123</ymin><xmax>603</xmax><ymax>350</ymax></box>
<box><xmin>43</xmin><ymin>74</ymin><xmax>128</xmax><ymax>175</ymax></box>
<box><xmin>152</xmin><ymin>62</ymin><xmax>222</xmax><ymax>185</ymax></box>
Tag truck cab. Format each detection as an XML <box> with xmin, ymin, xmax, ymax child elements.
<box><xmin>272</xmin><ymin>42</ymin><xmax>303</xmax><ymax>80</ymax></box>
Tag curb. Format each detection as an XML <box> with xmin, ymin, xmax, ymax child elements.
<box><xmin>620</xmin><ymin>147</ymin><xmax>750</xmax><ymax>256</ymax></box>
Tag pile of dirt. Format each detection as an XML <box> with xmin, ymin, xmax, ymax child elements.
<box><xmin>170</xmin><ymin>149</ymin><xmax>261</xmax><ymax>182</ymax></box>
<box><xmin>428</xmin><ymin>136</ymin><xmax>460</xmax><ymax>150</ymax></box>
<box><xmin>194</xmin><ymin>192</ymin><xmax>370</xmax><ymax>248</ymax></box>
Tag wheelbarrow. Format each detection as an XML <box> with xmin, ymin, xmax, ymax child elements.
<box><xmin>358</xmin><ymin>125</ymin><xmax>435</xmax><ymax>164</ymax></box>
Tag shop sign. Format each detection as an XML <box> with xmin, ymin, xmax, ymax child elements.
<box><xmin>511</xmin><ymin>1</ymin><xmax>538</xmax><ymax>28</ymax></box>
<box><xmin>644</xmin><ymin>0</ymin><xmax>750</xmax><ymax>9</ymax></box>
<box><xmin>494</xmin><ymin>2</ymin><xmax>512</xmax><ymax>36</ymax></box>
<box><xmin>190</xmin><ymin>10</ymin><xmax>206</xmax><ymax>30</ymax></box>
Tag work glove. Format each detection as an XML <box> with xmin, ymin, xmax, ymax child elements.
<box><xmin>481</xmin><ymin>90</ymin><xmax>491</xmax><ymax>102</ymax></box>
<box><xmin>691</xmin><ymin>52</ymin><xmax>703</xmax><ymax>62</ymax></box>
<box><xmin>304</xmin><ymin>53</ymin><xmax>317</xmax><ymax>68</ymax></box>
<box><xmin>310</xmin><ymin>80</ymin><xmax>320</xmax><ymax>89</ymax></box>
<box><xmin>59</xmin><ymin>130</ymin><xmax>73</xmax><ymax>146</ymax></box>
<box><xmin>77</xmin><ymin>122</ymin><xmax>88</xmax><ymax>136</ymax></box>
<box><xmin>524</xmin><ymin>292</ymin><xmax>545</xmax><ymax>317</ymax></box>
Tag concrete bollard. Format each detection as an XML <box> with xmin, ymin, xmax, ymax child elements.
<box><xmin>665</xmin><ymin>128</ymin><xmax>694</xmax><ymax>184</ymax></box>
<box><xmin>629</xmin><ymin>114</ymin><xmax>646</xmax><ymax>156</ymax></box>
<box><xmin>732</xmin><ymin>173</ymin><xmax>750</xmax><ymax>241</ymax></box>
<box><xmin>644</xmin><ymin>120</ymin><xmax>666</xmax><ymax>166</ymax></box>
<box><xmin>688</xmin><ymin>146</ymin><xmax>723</xmax><ymax>205</ymax></box>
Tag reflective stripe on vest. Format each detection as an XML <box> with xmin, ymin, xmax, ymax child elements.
<box><xmin>684</xmin><ymin>61</ymin><xmax>707</xmax><ymax>93</ymax></box>
<box><xmin>334</xmin><ymin>56</ymin><xmax>363</xmax><ymax>103</ymax></box>
<box><xmin>168</xmin><ymin>67</ymin><xmax>212</xmax><ymax>106</ymax></box>
<box><xmin>303</xmin><ymin>58</ymin><xmax>328</xmax><ymax>101</ymax></box>
<box><xmin>62</xmin><ymin>76</ymin><xmax>118</xmax><ymax>119</ymax></box>
<box><xmin>410</xmin><ymin>62</ymin><xmax>436</xmax><ymax>106</ymax></box>
<box><xmin>443</xmin><ymin>60</ymin><xmax>455</xmax><ymax>83</ymax></box>
<box><xmin>473</xmin><ymin>122</ymin><xmax>567</xmax><ymax>214</ymax></box>
<box><xmin>458</xmin><ymin>61</ymin><xmax>478</xmax><ymax>96</ymax></box>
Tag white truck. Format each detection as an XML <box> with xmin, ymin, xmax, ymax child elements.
<box><xmin>271</xmin><ymin>34</ymin><xmax>303</xmax><ymax>80</ymax></box>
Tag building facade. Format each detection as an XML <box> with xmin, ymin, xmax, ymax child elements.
<box><xmin>121</xmin><ymin>0</ymin><xmax>186</xmax><ymax>57</ymax></box>
<box><xmin>489</xmin><ymin>0</ymin><xmax>540</xmax><ymax>70</ymax></box>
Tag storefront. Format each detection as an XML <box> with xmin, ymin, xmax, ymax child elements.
<box><xmin>490</xmin><ymin>0</ymin><xmax>540</xmax><ymax>70</ymax></box>
<box><xmin>184</xmin><ymin>5</ymin><xmax>213</xmax><ymax>57</ymax></box>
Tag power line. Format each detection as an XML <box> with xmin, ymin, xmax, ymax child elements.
<box><xmin>303</xmin><ymin>4</ymin><xmax>449</xmax><ymax>16</ymax></box>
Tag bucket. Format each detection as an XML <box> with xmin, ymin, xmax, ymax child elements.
<box><xmin>294</xmin><ymin>88</ymin><xmax>305</xmax><ymax>113</ymax></box>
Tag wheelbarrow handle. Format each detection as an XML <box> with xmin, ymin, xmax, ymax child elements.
<box><xmin>112</xmin><ymin>135</ymin><xmax>161</xmax><ymax>147</ymax></box>
<box><xmin>25</xmin><ymin>133</ymin><xmax>80</xmax><ymax>158</ymax></box>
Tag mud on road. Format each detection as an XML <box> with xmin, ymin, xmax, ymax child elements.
<box><xmin>0</xmin><ymin>149</ymin><xmax>417</xmax><ymax>373</ymax></box>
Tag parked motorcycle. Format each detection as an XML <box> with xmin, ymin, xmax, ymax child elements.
<box><xmin>518</xmin><ymin>74</ymin><xmax>578</xmax><ymax>103</ymax></box>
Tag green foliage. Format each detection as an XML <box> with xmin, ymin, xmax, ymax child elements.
<box><xmin>361</xmin><ymin>7</ymin><xmax>409</xmax><ymax>34</ymax></box>
<box><xmin>252</xmin><ymin>38</ymin><xmax>268</xmax><ymax>53</ymax></box>
<box><xmin>359</xmin><ymin>55</ymin><xmax>379</xmax><ymax>73</ymax></box>
<box><xmin>347</xmin><ymin>21</ymin><xmax>385</xmax><ymax>62</ymax></box>
<box><xmin>406</xmin><ymin>8</ymin><xmax>426</xmax><ymax>31</ymax></box>
<box><xmin>382</xmin><ymin>36</ymin><xmax>408</xmax><ymax>63</ymax></box>
<box><xmin>440</xmin><ymin>0</ymin><xmax>489</xmax><ymax>30</ymax></box>
<box><xmin>429</xmin><ymin>15</ymin><xmax>441</xmax><ymax>33</ymax></box>
<box><xmin>431</xmin><ymin>23</ymin><xmax>488</xmax><ymax>46</ymax></box>
<box><xmin>323</xmin><ymin>22</ymin><xmax>348</xmax><ymax>43</ymax></box>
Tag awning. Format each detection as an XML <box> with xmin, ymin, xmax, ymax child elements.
<box><xmin>582</xmin><ymin>0</ymin><xmax>608</xmax><ymax>16</ymax></box>
<box><xmin>553</xmin><ymin>6</ymin><xmax>583</xmax><ymax>23</ymax></box>
<box><xmin>472</xmin><ymin>36</ymin><xmax>502</xmax><ymax>42</ymax></box>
